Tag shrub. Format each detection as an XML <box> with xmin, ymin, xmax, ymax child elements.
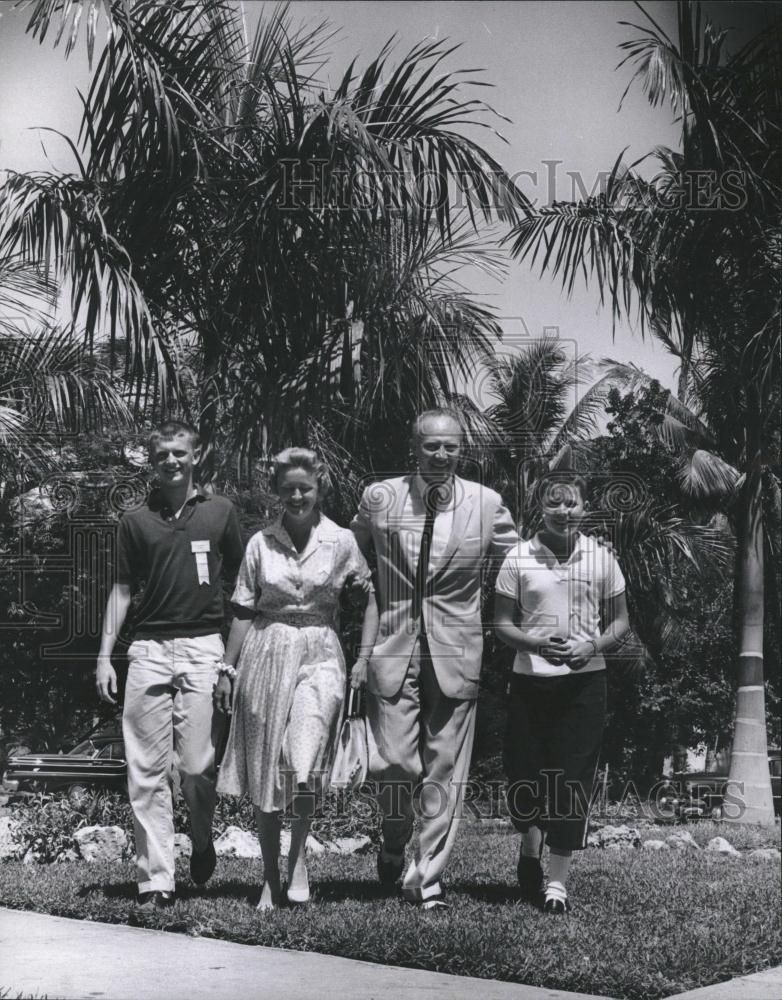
<box><xmin>310</xmin><ymin>787</ymin><xmax>380</xmax><ymax>844</ymax></box>
<box><xmin>7</xmin><ymin>782</ymin><xmax>381</xmax><ymax>863</ymax></box>
<box><xmin>212</xmin><ymin>787</ymin><xmax>381</xmax><ymax>844</ymax></box>
<box><xmin>10</xmin><ymin>791</ymin><xmax>134</xmax><ymax>864</ymax></box>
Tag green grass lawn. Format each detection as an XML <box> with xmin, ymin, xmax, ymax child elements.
<box><xmin>1</xmin><ymin>823</ymin><xmax>780</xmax><ymax>1000</ymax></box>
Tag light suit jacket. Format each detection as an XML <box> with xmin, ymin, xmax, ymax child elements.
<box><xmin>351</xmin><ymin>474</ymin><xmax>519</xmax><ymax>700</ymax></box>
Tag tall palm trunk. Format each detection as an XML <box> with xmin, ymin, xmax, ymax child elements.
<box><xmin>724</xmin><ymin>396</ymin><xmax>774</xmax><ymax>826</ymax></box>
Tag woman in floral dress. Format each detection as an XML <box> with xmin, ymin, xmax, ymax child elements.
<box><xmin>214</xmin><ymin>448</ymin><xmax>378</xmax><ymax>909</ymax></box>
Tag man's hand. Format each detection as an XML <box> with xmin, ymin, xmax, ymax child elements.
<box><xmin>345</xmin><ymin>570</ymin><xmax>372</xmax><ymax>595</ymax></box>
<box><xmin>213</xmin><ymin>675</ymin><xmax>233</xmax><ymax>714</ymax></box>
<box><xmin>350</xmin><ymin>656</ymin><xmax>369</xmax><ymax>690</ymax></box>
<box><xmin>96</xmin><ymin>655</ymin><xmax>118</xmax><ymax>704</ymax></box>
<box><xmin>557</xmin><ymin>638</ymin><xmax>596</xmax><ymax>670</ymax></box>
<box><xmin>342</xmin><ymin>571</ymin><xmax>371</xmax><ymax>613</ymax></box>
<box><xmin>592</xmin><ymin>533</ymin><xmax>615</xmax><ymax>553</ymax></box>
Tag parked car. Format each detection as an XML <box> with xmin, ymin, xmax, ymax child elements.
<box><xmin>2</xmin><ymin>729</ymin><xmax>126</xmax><ymax>802</ymax></box>
<box><xmin>658</xmin><ymin>751</ymin><xmax>781</xmax><ymax>821</ymax></box>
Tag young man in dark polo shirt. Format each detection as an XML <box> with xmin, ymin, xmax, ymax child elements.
<box><xmin>96</xmin><ymin>420</ymin><xmax>244</xmax><ymax>915</ymax></box>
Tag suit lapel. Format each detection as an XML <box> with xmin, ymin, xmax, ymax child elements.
<box><xmin>389</xmin><ymin>476</ymin><xmax>415</xmax><ymax>576</ymax></box>
<box><xmin>387</xmin><ymin>475</ymin><xmax>474</xmax><ymax>579</ymax></box>
<box><xmin>436</xmin><ymin>477</ymin><xmax>474</xmax><ymax>573</ymax></box>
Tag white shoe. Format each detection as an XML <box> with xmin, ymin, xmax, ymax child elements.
<box><xmin>287</xmin><ymin>858</ymin><xmax>310</xmax><ymax>904</ymax></box>
<box><xmin>286</xmin><ymin>883</ymin><xmax>311</xmax><ymax>905</ymax></box>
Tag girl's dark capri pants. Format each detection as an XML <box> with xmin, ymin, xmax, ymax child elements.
<box><xmin>503</xmin><ymin>670</ymin><xmax>606</xmax><ymax>851</ymax></box>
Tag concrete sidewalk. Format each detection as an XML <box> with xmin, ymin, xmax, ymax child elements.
<box><xmin>666</xmin><ymin>965</ymin><xmax>782</xmax><ymax>1000</ymax></box>
<box><xmin>0</xmin><ymin>907</ymin><xmax>606</xmax><ymax>1000</ymax></box>
<box><xmin>2</xmin><ymin>907</ymin><xmax>780</xmax><ymax>1000</ymax></box>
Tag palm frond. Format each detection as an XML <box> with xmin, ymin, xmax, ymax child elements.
<box><xmin>24</xmin><ymin>0</ymin><xmax>120</xmax><ymax>65</ymax></box>
<box><xmin>676</xmin><ymin>448</ymin><xmax>740</xmax><ymax>499</ymax></box>
<box><xmin>0</xmin><ymin>325</ymin><xmax>134</xmax><ymax>433</ymax></box>
<box><xmin>0</xmin><ymin>170</ymin><xmax>177</xmax><ymax>403</ymax></box>
<box><xmin>588</xmin><ymin>500</ymin><xmax>733</xmax><ymax>595</ymax></box>
<box><xmin>617</xmin><ymin>18</ymin><xmax>690</xmax><ymax>113</ymax></box>
<box><xmin>505</xmin><ymin>156</ymin><xmax>654</xmax><ymax>329</ymax></box>
<box><xmin>0</xmin><ymin>257</ymin><xmax>57</xmax><ymax>334</ymax></box>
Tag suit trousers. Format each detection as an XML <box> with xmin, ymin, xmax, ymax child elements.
<box><xmin>367</xmin><ymin>633</ymin><xmax>477</xmax><ymax>900</ymax></box>
<box><xmin>123</xmin><ymin>634</ymin><xmax>224</xmax><ymax>892</ymax></box>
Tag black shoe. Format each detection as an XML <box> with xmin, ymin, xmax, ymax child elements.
<box><xmin>190</xmin><ymin>840</ymin><xmax>216</xmax><ymax>885</ymax></box>
<box><xmin>377</xmin><ymin>849</ymin><xmax>404</xmax><ymax>889</ymax></box>
<box><xmin>543</xmin><ymin>895</ymin><xmax>571</xmax><ymax>915</ymax></box>
<box><xmin>130</xmin><ymin>890</ymin><xmax>174</xmax><ymax>923</ymax></box>
<box><xmin>517</xmin><ymin>855</ymin><xmax>545</xmax><ymax>904</ymax></box>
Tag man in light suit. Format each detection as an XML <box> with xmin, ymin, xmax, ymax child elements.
<box><xmin>351</xmin><ymin>409</ymin><xmax>519</xmax><ymax>908</ymax></box>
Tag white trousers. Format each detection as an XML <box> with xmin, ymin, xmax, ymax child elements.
<box><xmin>123</xmin><ymin>634</ymin><xmax>224</xmax><ymax>892</ymax></box>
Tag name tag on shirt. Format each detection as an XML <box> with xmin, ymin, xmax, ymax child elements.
<box><xmin>191</xmin><ymin>540</ymin><xmax>211</xmax><ymax>585</ymax></box>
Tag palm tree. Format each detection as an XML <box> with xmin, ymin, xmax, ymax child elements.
<box><xmin>0</xmin><ymin>258</ymin><xmax>132</xmax><ymax>493</ymax></box>
<box><xmin>226</xmin><ymin>219</ymin><xmax>510</xmax><ymax>479</ymax></box>
<box><xmin>506</xmin><ymin>2</ymin><xmax>780</xmax><ymax>823</ymax></box>
<box><xmin>488</xmin><ymin>342</ymin><xmax>732</xmax><ymax>662</ymax></box>
<box><xmin>474</xmin><ymin>342</ymin><xmax>652</xmax><ymax>516</ymax></box>
<box><xmin>2</xmin><ymin>0</ymin><xmax>530</xmax><ymax>481</ymax></box>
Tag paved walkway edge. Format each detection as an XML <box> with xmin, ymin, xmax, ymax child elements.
<box><xmin>664</xmin><ymin>965</ymin><xmax>782</xmax><ymax>1000</ymax></box>
<box><xmin>0</xmin><ymin>907</ymin><xmax>607</xmax><ymax>1000</ymax></box>
<box><xmin>1</xmin><ymin>907</ymin><xmax>779</xmax><ymax>1000</ymax></box>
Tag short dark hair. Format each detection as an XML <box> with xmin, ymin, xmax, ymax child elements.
<box><xmin>535</xmin><ymin>471</ymin><xmax>588</xmax><ymax>505</ymax></box>
<box><xmin>148</xmin><ymin>420</ymin><xmax>200</xmax><ymax>455</ymax></box>
<box><xmin>410</xmin><ymin>408</ymin><xmax>463</xmax><ymax>442</ymax></box>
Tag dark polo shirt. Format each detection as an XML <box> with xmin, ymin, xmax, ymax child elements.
<box><xmin>116</xmin><ymin>488</ymin><xmax>245</xmax><ymax>640</ymax></box>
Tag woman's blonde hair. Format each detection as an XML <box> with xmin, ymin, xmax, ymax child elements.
<box><xmin>270</xmin><ymin>447</ymin><xmax>332</xmax><ymax>498</ymax></box>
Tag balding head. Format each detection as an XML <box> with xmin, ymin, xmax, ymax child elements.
<box><xmin>412</xmin><ymin>409</ymin><xmax>463</xmax><ymax>483</ymax></box>
<box><xmin>410</xmin><ymin>408</ymin><xmax>463</xmax><ymax>444</ymax></box>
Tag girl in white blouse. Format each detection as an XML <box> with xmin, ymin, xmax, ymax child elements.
<box><xmin>494</xmin><ymin>473</ymin><xmax>629</xmax><ymax>915</ymax></box>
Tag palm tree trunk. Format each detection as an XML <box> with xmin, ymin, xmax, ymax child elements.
<box><xmin>724</xmin><ymin>401</ymin><xmax>774</xmax><ymax>826</ymax></box>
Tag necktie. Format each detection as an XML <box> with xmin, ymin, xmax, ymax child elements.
<box><xmin>411</xmin><ymin>491</ymin><xmax>437</xmax><ymax>623</ymax></box>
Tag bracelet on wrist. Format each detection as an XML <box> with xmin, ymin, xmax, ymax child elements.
<box><xmin>217</xmin><ymin>662</ymin><xmax>237</xmax><ymax>680</ymax></box>
<box><xmin>587</xmin><ymin>639</ymin><xmax>599</xmax><ymax>658</ymax></box>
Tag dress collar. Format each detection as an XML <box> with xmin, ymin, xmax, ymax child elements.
<box><xmin>262</xmin><ymin>511</ymin><xmax>338</xmax><ymax>556</ymax></box>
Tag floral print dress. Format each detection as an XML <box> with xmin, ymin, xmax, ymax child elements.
<box><xmin>217</xmin><ymin>514</ymin><xmax>372</xmax><ymax>812</ymax></box>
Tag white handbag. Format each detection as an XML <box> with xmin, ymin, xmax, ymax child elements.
<box><xmin>330</xmin><ymin>688</ymin><xmax>369</xmax><ymax>792</ymax></box>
